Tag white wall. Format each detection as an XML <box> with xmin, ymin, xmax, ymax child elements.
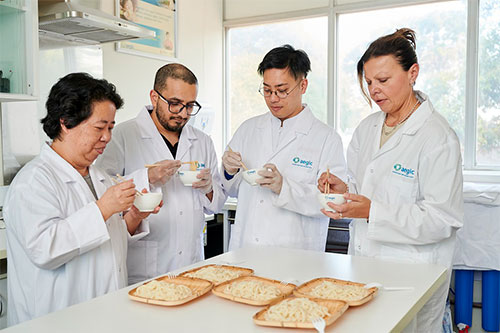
<box><xmin>101</xmin><ymin>0</ymin><xmax>225</xmax><ymax>156</ymax></box>
<box><xmin>224</xmin><ymin>0</ymin><xmax>329</xmax><ymax>20</ymax></box>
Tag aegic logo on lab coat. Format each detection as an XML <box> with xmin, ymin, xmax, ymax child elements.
<box><xmin>292</xmin><ymin>157</ymin><xmax>313</xmax><ymax>169</ymax></box>
<box><xmin>392</xmin><ymin>163</ymin><xmax>415</xmax><ymax>178</ymax></box>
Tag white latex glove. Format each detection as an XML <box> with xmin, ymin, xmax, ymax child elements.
<box><xmin>192</xmin><ymin>168</ymin><xmax>213</xmax><ymax>194</ymax></box>
<box><xmin>147</xmin><ymin>159</ymin><xmax>181</xmax><ymax>186</ymax></box>
<box><xmin>256</xmin><ymin>163</ymin><xmax>283</xmax><ymax>194</ymax></box>
<box><xmin>222</xmin><ymin>150</ymin><xmax>242</xmax><ymax>175</ymax></box>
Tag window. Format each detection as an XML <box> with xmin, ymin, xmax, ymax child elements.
<box><xmin>225</xmin><ymin>0</ymin><xmax>500</xmax><ymax>175</ymax></box>
<box><xmin>477</xmin><ymin>0</ymin><xmax>500</xmax><ymax>167</ymax></box>
<box><xmin>337</xmin><ymin>1</ymin><xmax>467</xmax><ymax>155</ymax></box>
<box><xmin>226</xmin><ymin>17</ymin><xmax>328</xmax><ymax>138</ymax></box>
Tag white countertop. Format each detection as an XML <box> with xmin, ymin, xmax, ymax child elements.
<box><xmin>3</xmin><ymin>247</ymin><xmax>447</xmax><ymax>332</ymax></box>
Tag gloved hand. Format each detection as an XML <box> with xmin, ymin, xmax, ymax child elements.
<box><xmin>256</xmin><ymin>163</ymin><xmax>283</xmax><ymax>194</ymax></box>
<box><xmin>192</xmin><ymin>168</ymin><xmax>213</xmax><ymax>194</ymax></box>
<box><xmin>147</xmin><ymin>159</ymin><xmax>181</xmax><ymax>186</ymax></box>
<box><xmin>222</xmin><ymin>149</ymin><xmax>242</xmax><ymax>175</ymax></box>
<box><xmin>317</xmin><ymin>171</ymin><xmax>348</xmax><ymax>194</ymax></box>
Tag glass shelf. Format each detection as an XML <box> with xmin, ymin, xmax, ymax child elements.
<box><xmin>0</xmin><ymin>0</ymin><xmax>36</xmax><ymax>102</ymax></box>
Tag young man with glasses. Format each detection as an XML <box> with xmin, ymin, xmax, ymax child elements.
<box><xmin>96</xmin><ymin>63</ymin><xmax>226</xmax><ymax>284</ymax></box>
<box><xmin>222</xmin><ymin>44</ymin><xmax>347</xmax><ymax>251</ymax></box>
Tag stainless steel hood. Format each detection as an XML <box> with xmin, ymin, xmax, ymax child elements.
<box><xmin>38</xmin><ymin>2</ymin><xmax>155</xmax><ymax>45</ymax></box>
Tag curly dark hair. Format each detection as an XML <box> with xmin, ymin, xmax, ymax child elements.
<box><xmin>257</xmin><ymin>44</ymin><xmax>311</xmax><ymax>80</ymax></box>
<box><xmin>41</xmin><ymin>73</ymin><xmax>124</xmax><ymax>139</ymax></box>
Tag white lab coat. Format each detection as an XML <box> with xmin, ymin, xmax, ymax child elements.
<box><xmin>223</xmin><ymin>105</ymin><xmax>347</xmax><ymax>251</ymax></box>
<box><xmin>4</xmin><ymin>143</ymin><xmax>149</xmax><ymax>326</ymax></box>
<box><xmin>96</xmin><ymin>106</ymin><xmax>226</xmax><ymax>284</ymax></box>
<box><xmin>346</xmin><ymin>91</ymin><xmax>463</xmax><ymax>332</ymax></box>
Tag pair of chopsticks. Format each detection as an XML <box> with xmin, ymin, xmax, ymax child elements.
<box><xmin>324</xmin><ymin>168</ymin><xmax>330</xmax><ymax>194</ymax></box>
<box><xmin>145</xmin><ymin>161</ymin><xmax>198</xmax><ymax>171</ymax></box>
<box><xmin>112</xmin><ymin>174</ymin><xmax>143</xmax><ymax>196</ymax></box>
<box><xmin>227</xmin><ymin>146</ymin><xmax>248</xmax><ymax>171</ymax></box>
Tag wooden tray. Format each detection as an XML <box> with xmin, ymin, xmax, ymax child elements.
<box><xmin>179</xmin><ymin>264</ymin><xmax>254</xmax><ymax>286</ymax></box>
<box><xmin>128</xmin><ymin>275</ymin><xmax>213</xmax><ymax>306</ymax></box>
<box><xmin>293</xmin><ymin>277</ymin><xmax>378</xmax><ymax>306</ymax></box>
<box><xmin>212</xmin><ymin>275</ymin><xmax>296</xmax><ymax>306</ymax></box>
<box><xmin>253</xmin><ymin>296</ymin><xmax>348</xmax><ymax>329</ymax></box>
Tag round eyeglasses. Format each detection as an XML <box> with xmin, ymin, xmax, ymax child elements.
<box><xmin>258</xmin><ymin>80</ymin><xmax>303</xmax><ymax>99</ymax></box>
<box><xmin>154</xmin><ymin>89</ymin><xmax>202</xmax><ymax>116</ymax></box>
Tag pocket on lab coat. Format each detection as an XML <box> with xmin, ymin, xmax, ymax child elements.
<box><xmin>380</xmin><ymin>244</ymin><xmax>434</xmax><ymax>264</ymax></box>
<box><xmin>284</xmin><ymin>165</ymin><xmax>315</xmax><ymax>184</ymax></box>
<box><xmin>387</xmin><ymin>174</ymin><xmax>418</xmax><ymax>205</ymax></box>
<box><xmin>127</xmin><ymin>240</ymin><xmax>159</xmax><ymax>284</ymax></box>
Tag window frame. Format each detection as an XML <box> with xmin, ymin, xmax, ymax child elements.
<box><xmin>224</xmin><ymin>0</ymin><xmax>500</xmax><ymax>182</ymax></box>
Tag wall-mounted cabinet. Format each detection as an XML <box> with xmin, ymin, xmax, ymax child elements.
<box><xmin>0</xmin><ymin>0</ymin><xmax>38</xmax><ymax>102</ymax></box>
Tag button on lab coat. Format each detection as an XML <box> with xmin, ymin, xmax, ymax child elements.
<box><xmin>223</xmin><ymin>106</ymin><xmax>347</xmax><ymax>251</ymax></box>
<box><xmin>4</xmin><ymin>143</ymin><xmax>149</xmax><ymax>326</ymax></box>
<box><xmin>96</xmin><ymin>107</ymin><xmax>226</xmax><ymax>284</ymax></box>
<box><xmin>346</xmin><ymin>92</ymin><xmax>463</xmax><ymax>331</ymax></box>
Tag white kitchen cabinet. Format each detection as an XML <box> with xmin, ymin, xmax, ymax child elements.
<box><xmin>0</xmin><ymin>0</ymin><xmax>38</xmax><ymax>102</ymax></box>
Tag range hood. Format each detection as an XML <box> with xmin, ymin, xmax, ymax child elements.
<box><xmin>39</xmin><ymin>2</ymin><xmax>155</xmax><ymax>45</ymax></box>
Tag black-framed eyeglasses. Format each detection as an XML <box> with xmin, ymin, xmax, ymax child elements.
<box><xmin>258</xmin><ymin>80</ymin><xmax>303</xmax><ymax>99</ymax></box>
<box><xmin>154</xmin><ymin>89</ymin><xmax>202</xmax><ymax>116</ymax></box>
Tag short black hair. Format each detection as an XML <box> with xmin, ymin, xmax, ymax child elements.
<box><xmin>257</xmin><ymin>44</ymin><xmax>311</xmax><ymax>80</ymax></box>
<box><xmin>154</xmin><ymin>63</ymin><xmax>198</xmax><ymax>92</ymax></box>
<box><xmin>41</xmin><ymin>72</ymin><xmax>123</xmax><ymax>140</ymax></box>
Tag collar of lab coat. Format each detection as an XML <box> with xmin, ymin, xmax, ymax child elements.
<box><xmin>136</xmin><ymin>106</ymin><xmax>198</xmax><ymax>161</ymax></box>
<box><xmin>397</xmin><ymin>91</ymin><xmax>433</xmax><ymax>135</ymax></box>
<box><xmin>256</xmin><ymin>104</ymin><xmax>315</xmax><ymax>160</ymax></box>
<box><xmin>374</xmin><ymin>90</ymin><xmax>434</xmax><ymax>157</ymax></box>
<box><xmin>257</xmin><ymin>104</ymin><xmax>314</xmax><ymax>134</ymax></box>
<box><xmin>40</xmin><ymin>142</ymin><xmax>107</xmax><ymax>189</ymax></box>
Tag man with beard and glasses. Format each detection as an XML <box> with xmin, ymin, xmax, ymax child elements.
<box><xmin>96</xmin><ymin>64</ymin><xmax>226</xmax><ymax>284</ymax></box>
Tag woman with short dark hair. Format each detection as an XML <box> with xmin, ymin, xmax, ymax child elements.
<box><xmin>4</xmin><ymin>73</ymin><xmax>159</xmax><ymax>325</ymax></box>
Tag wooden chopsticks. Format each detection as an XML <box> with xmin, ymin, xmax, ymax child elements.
<box><xmin>145</xmin><ymin>161</ymin><xmax>198</xmax><ymax>171</ymax></box>
<box><xmin>113</xmin><ymin>174</ymin><xmax>143</xmax><ymax>196</ymax></box>
<box><xmin>227</xmin><ymin>146</ymin><xmax>248</xmax><ymax>171</ymax></box>
<box><xmin>324</xmin><ymin>167</ymin><xmax>330</xmax><ymax>194</ymax></box>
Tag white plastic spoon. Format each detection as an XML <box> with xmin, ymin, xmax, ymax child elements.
<box><xmin>364</xmin><ymin>282</ymin><xmax>414</xmax><ymax>291</ymax></box>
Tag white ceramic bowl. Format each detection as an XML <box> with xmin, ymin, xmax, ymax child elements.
<box><xmin>242</xmin><ymin>168</ymin><xmax>266</xmax><ymax>186</ymax></box>
<box><xmin>178</xmin><ymin>170</ymin><xmax>201</xmax><ymax>186</ymax></box>
<box><xmin>133</xmin><ymin>192</ymin><xmax>162</xmax><ymax>212</ymax></box>
<box><xmin>317</xmin><ymin>193</ymin><xmax>346</xmax><ymax>212</ymax></box>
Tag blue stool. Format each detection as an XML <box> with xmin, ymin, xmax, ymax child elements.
<box><xmin>454</xmin><ymin>269</ymin><xmax>500</xmax><ymax>332</ymax></box>
<box><xmin>455</xmin><ymin>270</ymin><xmax>474</xmax><ymax>328</ymax></box>
<box><xmin>482</xmin><ymin>270</ymin><xmax>500</xmax><ymax>332</ymax></box>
